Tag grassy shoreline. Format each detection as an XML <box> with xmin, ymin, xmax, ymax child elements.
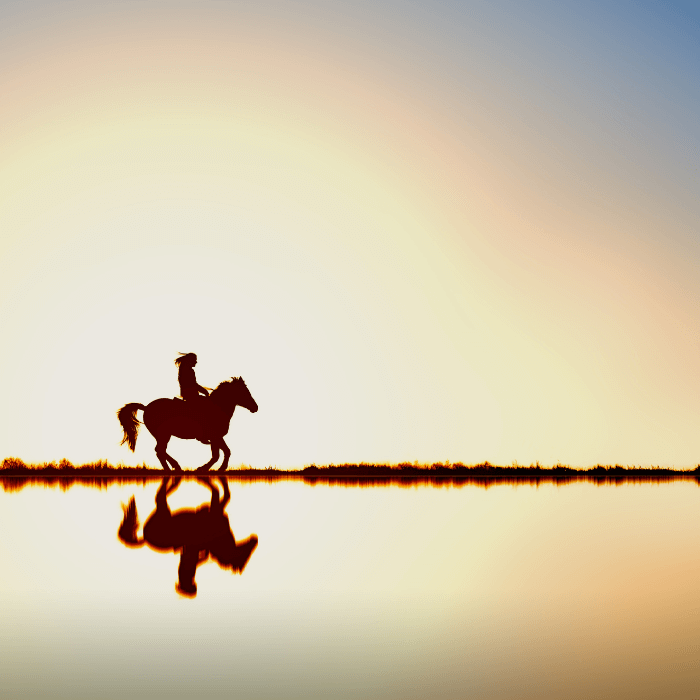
<box><xmin>1</xmin><ymin>457</ymin><xmax>698</xmax><ymax>477</ymax></box>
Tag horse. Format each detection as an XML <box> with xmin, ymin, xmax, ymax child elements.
<box><xmin>118</xmin><ymin>476</ymin><xmax>258</xmax><ymax>597</ymax></box>
<box><xmin>117</xmin><ymin>377</ymin><xmax>258</xmax><ymax>472</ymax></box>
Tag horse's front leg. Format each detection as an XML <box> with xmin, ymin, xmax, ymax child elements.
<box><xmin>196</xmin><ymin>440</ymin><xmax>221</xmax><ymax>473</ymax></box>
<box><xmin>216</xmin><ymin>438</ymin><xmax>231</xmax><ymax>472</ymax></box>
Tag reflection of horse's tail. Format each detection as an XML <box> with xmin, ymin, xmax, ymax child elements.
<box><xmin>118</xmin><ymin>497</ymin><xmax>145</xmax><ymax>547</ymax></box>
<box><xmin>117</xmin><ymin>403</ymin><xmax>145</xmax><ymax>451</ymax></box>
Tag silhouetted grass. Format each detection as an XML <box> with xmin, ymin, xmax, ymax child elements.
<box><xmin>298</xmin><ymin>461</ymin><xmax>700</xmax><ymax>477</ymax></box>
<box><xmin>2</xmin><ymin>457</ymin><xmax>699</xmax><ymax>491</ymax></box>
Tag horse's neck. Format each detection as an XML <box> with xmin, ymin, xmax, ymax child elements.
<box><xmin>211</xmin><ymin>394</ymin><xmax>236</xmax><ymax>419</ymax></box>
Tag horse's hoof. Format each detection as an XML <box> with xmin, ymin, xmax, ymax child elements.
<box><xmin>217</xmin><ymin>466</ymin><xmax>228</xmax><ymax>472</ymax></box>
<box><xmin>195</xmin><ymin>466</ymin><xmax>210</xmax><ymax>473</ymax></box>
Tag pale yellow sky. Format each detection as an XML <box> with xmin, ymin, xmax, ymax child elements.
<box><xmin>1</xmin><ymin>2</ymin><xmax>699</xmax><ymax>467</ymax></box>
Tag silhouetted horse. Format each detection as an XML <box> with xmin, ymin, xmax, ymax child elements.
<box><xmin>118</xmin><ymin>476</ymin><xmax>258</xmax><ymax>597</ymax></box>
<box><xmin>117</xmin><ymin>377</ymin><xmax>258</xmax><ymax>472</ymax></box>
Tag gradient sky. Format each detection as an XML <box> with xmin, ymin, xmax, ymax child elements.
<box><xmin>1</xmin><ymin>0</ymin><xmax>698</xmax><ymax>467</ymax></box>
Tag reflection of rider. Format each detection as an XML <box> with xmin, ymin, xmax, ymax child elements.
<box><xmin>118</xmin><ymin>476</ymin><xmax>258</xmax><ymax>597</ymax></box>
<box><xmin>175</xmin><ymin>352</ymin><xmax>210</xmax><ymax>443</ymax></box>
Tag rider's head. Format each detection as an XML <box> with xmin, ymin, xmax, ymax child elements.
<box><xmin>175</xmin><ymin>353</ymin><xmax>197</xmax><ymax>368</ymax></box>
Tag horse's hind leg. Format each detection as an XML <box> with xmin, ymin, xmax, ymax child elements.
<box><xmin>154</xmin><ymin>438</ymin><xmax>170</xmax><ymax>471</ymax></box>
<box><xmin>166</xmin><ymin>453</ymin><xmax>183</xmax><ymax>472</ymax></box>
<box><xmin>155</xmin><ymin>434</ymin><xmax>182</xmax><ymax>472</ymax></box>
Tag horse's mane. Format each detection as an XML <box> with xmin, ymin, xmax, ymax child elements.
<box><xmin>210</xmin><ymin>377</ymin><xmax>245</xmax><ymax>401</ymax></box>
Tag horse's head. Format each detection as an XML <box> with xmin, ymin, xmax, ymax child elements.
<box><xmin>210</xmin><ymin>533</ymin><xmax>259</xmax><ymax>573</ymax></box>
<box><xmin>235</xmin><ymin>377</ymin><xmax>259</xmax><ymax>413</ymax></box>
<box><xmin>214</xmin><ymin>377</ymin><xmax>258</xmax><ymax>413</ymax></box>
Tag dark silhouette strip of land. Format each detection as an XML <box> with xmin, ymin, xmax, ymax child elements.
<box><xmin>1</xmin><ymin>457</ymin><xmax>698</xmax><ymax>492</ymax></box>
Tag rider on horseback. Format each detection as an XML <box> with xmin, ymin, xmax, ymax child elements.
<box><xmin>176</xmin><ymin>353</ymin><xmax>209</xmax><ymax>400</ymax></box>
<box><xmin>175</xmin><ymin>353</ymin><xmax>210</xmax><ymax>443</ymax></box>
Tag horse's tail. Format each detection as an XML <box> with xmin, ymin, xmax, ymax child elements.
<box><xmin>117</xmin><ymin>403</ymin><xmax>145</xmax><ymax>451</ymax></box>
<box><xmin>118</xmin><ymin>497</ymin><xmax>145</xmax><ymax>547</ymax></box>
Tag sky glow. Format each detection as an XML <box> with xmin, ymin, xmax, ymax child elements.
<box><xmin>1</xmin><ymin>1</ymin><xmax>698</xmax><ymax>467</ymax></box>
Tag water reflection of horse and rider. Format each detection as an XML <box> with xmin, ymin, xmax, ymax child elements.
<box><xmin>118</xmin><ymin>476</ymin><xmax>258</xmax><ymax>597</ymax></box>
<box><xmin>117</xmin><ymin>353</ymin><xmax>258</xmax><ymax>472</ymax></box>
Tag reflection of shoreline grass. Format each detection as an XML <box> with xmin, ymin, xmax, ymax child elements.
<box><xmin>2</xmin><ymin>456</ymin><xmax>698</xmax><ymax>477</ymax></box>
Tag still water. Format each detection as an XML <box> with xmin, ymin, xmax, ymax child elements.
<box><xmin>1</xmin><ymin>476</ymin><xmax>699</xmax><ymax>699</ymax></box>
